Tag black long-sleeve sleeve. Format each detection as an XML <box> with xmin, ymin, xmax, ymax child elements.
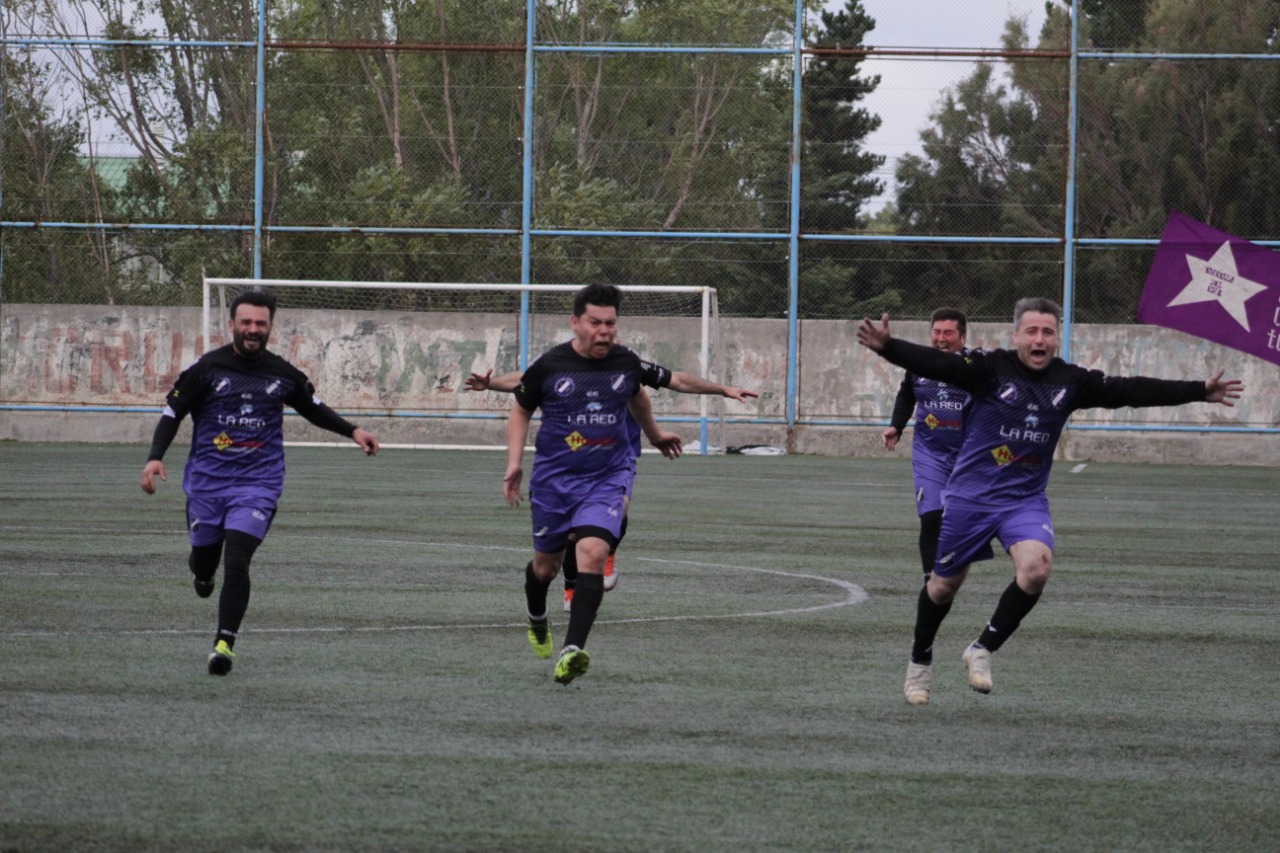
<box><xmin>888</xmin><ymin>374</ymin><xmax>916</xmax><ymax>433</ymax></box>
<box><xmin>146</xmin><ymin>414</ymin><xmax>182</xmax><ymax>462</ymax></box>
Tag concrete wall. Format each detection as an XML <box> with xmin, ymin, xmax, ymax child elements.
<box><xmin>2</xmin><ymin>304</ymin><xmax>1276</xmax><ymax>464</ymax></box>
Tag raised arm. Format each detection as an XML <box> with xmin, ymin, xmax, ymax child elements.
<box><xmin>627</xmin><ymin>388</ymin><xmax>683</xmax><ymax>459</ymax></box>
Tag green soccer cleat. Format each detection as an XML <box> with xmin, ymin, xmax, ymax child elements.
<box><xmin>527</xmin><ymin>617</ymin><xmax>554</xmax><ymax>660</ymax></box>
<box><xmin>207</xmin><ymin>639</ymin><xmax>235</xmax><ymax>676</ymax></box>
<box><xmin>553</xmin><ymin>645</ymin><xmax>590</xmax><ymax>685</ymax></box>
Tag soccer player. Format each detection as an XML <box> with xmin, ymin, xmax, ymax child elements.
<box><xmin>857</xmin><ymin>297</ymin><xmax>1243</xmax><ymax>705</ymax></box>
<box><xmin>140</xmin><ymin>289</ymin><xmax>379</xmax><ymax>675</ymax></box>
<box><xmin>503</xmin><ymin>283</ymin><xmax>683</xmax><ymax>685</ymax></box>
<box><xmin>469</xmin><ymin>353</ymin><xmax>756</xmax><ymax>611</ymax></box>
<box><xmin>882</xmin><ymin>307</ymin><xmax>971</xmax><ymax>582</ymax></box>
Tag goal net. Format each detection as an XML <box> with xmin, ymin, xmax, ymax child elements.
<box><xmin>202</xmin><ymin>277</ymin><xmax>725</xmax><ymax>453</ymax></box>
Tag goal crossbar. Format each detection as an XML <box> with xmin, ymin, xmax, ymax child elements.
<box><xmin>202</xmin><ymin>277</ymin><xmax>722</xmax><ymax>453</ymax></box>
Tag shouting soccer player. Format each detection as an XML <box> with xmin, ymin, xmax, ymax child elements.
<box><xmin>140</xmin><ymin>289</ymin><xmax>379</xmax><ymax>675</ymax></box>
<box><xmin>858</xmin><ymin>297</ymin><xmax>1242</xmax><ymax>705</ymax></box>
<box><xmin>469</xmin><ymin>354</ymin><xmax>755</xmax><ymax>611</ymax></box>
<box><xmin>503</xmin><ymin>284</ymin><xmax>682</xmax><ymax>685</ymax></box>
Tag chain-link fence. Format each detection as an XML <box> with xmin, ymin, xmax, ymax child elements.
<box><xmin>3</xmin><ymin>1</ymin><xmax>1279</xmax><ymax>435</ymax></box>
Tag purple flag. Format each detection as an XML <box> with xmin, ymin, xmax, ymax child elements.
<box><xmin>1138</xmin><ymin>211</ymin><xmax>1280</xmax><ymax>366</ymax></box>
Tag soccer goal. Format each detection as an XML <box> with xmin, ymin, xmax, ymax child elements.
<box><xmin>202</xmin><ymin>277</ymin><xmax>725</xmax><ymax>453</ymax></box>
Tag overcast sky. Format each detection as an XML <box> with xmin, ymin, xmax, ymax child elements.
<box><xmin>851</xmin><ymin>1</ymin><xmax>1051</xmax><ymax>210</ymax></box>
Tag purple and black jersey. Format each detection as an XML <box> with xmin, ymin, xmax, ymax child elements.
<box><xmin>889</xmin><ymin>355</ymin><xmax>972</xmax><ymax>463</ymax></box>
<box><xmin>514</xmin><ymin>342</ymin><xmax>649</xmax><ymax>496</ymax></box>
<box><xmin>879</xmin><ymin>340</ymin><xmax>1207</xmax><ymax>509</ymax></box>
<box><xmin>157</xmin><ymin>345</ymin><xmax>354</xmax><ymax>499</ymax></box>
<box><xmin>628</xmin><ymin>353</ymin><xmax>674</xmax><ymax>457</ymax></box>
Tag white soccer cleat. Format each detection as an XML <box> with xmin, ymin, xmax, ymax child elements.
<box><xmin>904</xmin><ymin>662</ymin><xmax>932</xmax><ymax>705</ymax></box>
<box><xmin>962</xmin><ymin>643</ymin><xmax>993</xmax><ymax>694</ymax></box>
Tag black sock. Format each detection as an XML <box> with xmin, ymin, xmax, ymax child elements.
<box><xmin>525</xmin><ymin>561</ymin><xmax>551</xmax><ymax>618</ymax></box>
<box><xmin>189</xmin><ymin>542</ymin><xmax>222</xmax><ymax>582</ymax></box>
<box><xmin>562</xmin><ymin>548</ymin><xmax>578</xmax><ymax>590</ymax></box>
<box><xmin>910</xmin><ymin>584</ymin><xmax>953</xmax><ymax>665</ymax></box>
<box><xmin>918</xmin><ymin>510</ymin><xmax>942</xmax><ymax>578</ymax></box>
<box><xmin>215</xmin><ymin>531</ymin><xmax>260</xmax><ymax>648</ymax></box>
<box><xmin>563</xmin><ymin>572</ymin><xmax>604</xmax><ymax>650</ymax></box>
<box><xmin>976</xmin><ymin>581</ymin><xmax>1041</xmax><ymax>653</ymax></box>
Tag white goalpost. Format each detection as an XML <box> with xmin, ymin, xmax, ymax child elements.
<box><xmin>202</xmin><ymin>277</ymin><xmax>725</xmax><ymax>453</ymax></box>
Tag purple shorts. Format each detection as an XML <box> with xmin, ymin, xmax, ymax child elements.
<box><xmin>933</xmin><ymin>495</ymin><xmax>1054</xmax><ymax>577</ymax></box>
<box><xmin>529</xmin><ymin>477</ymin><xmax>629</xmax><ymax>554</ymax></box>
<box><xmin>912</xmin><ymin>453</ymin><xmax>951</xmax><ymax>516</ymax></box>
<box><xmin>186</xmin><ymin>494</ymin><xmax>276</xmax><ymax>546</ymax></box>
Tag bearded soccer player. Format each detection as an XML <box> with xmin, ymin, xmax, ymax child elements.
<box><xmin>882</xmin><ymin>307</ymin><xmax>972</xmax><ymax>582</ymax></box>
<box><xmin>858</xmin><ymin>297</ymin><xmax>1242</xmax><ymax>705</ymax></box>
<box><xmin>503</xmin><ymin>283</ymin><xmax>682</xmax><ymax>685</ymax></box>
<box><xmin>140</xmin><ymin>289</ymin><xmax>379</xmax><ymax>675</ymax></box>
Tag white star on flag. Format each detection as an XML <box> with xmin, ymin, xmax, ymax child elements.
<box><xmin>1167</xmin><ymin>241</ymin><xmax>1267</xmax><ymax>331</ymax></box>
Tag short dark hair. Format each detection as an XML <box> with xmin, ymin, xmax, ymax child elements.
<box><xmin>230</xmin><ymin>288</ymin><xmax>277</xmax><ymax>321</ymax></box>
<box><xmin>573</xmin><ymin>283</ymin><xmax>623</xmax><ymax>317</ymax></box>
<box><xmin>930</xmin><ymin>306</ymin><xmax>967</xmax><ymax>336</ymax></box>
<box><xmin>1013</xmin><ymin>297</ymin><xmax>1062</xmax><ymax>329</ymax></box>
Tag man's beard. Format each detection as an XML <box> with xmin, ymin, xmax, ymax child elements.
<box><xmin>233</xmin><ymin>330</ymin><xmax>268</xmax><ymax>358</ymax></box>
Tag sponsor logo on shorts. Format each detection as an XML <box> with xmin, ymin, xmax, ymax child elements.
<box><xmin>252</xmin><ymin>510</ymin><xmax>268</xmax><ymax>521</ymax></box>
<box><xmin>939</xmin><ymin>551</ymin><xmax>956</xmax><ymax>565</ymax></box>
<box><xmin>535</xmin><ymin>526</ymin><xmax>549</xmax><ymax>537</ymax></box>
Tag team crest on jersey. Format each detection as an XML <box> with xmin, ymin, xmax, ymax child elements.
<box><xmin>611</xmin><ymin>374</ymin><xmax>627</xmax><ymax>391</ymax></box>
<box><xmin>1051</xmin><ymin>387</ymin><xmax>1067</xmax><ymax>408</ymax></box>
<box><xmin>555</xmin><ymin>377</ymin><xmax>576</xmax><ymax>396</ymax></box>
<box><xmin>213</xmin><ymin>376</ymin><xmax>233</xmax><ymax>396</ymax></box>
<box><xmin>998</xmin><ymin>383</ymin><xmax>1019</xmax><ymax>403</ymax></box>
<box><xmin>265</xmin><ymin>379</ymin><xmax>282</xmax><ymax>396</ymax></box>
<box><xmin>213</xmin><ymin>431</ymin><xmax>234</xmax><ymax>451</ymax></box>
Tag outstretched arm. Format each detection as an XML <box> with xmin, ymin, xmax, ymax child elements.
<box><xmin>465</xmin><ymin>369</ymin><xmax>522</xmax><ymax>393</ymax></box>
<box><xmin>1204</xmin><ymin>368</ymin><xmax>1244</xmax><ymax>406</ymax></box>
<box><xmin>627</xmin><ymin>388</ymin><xmax>683</xmax><ymax>459</ymax></box>
<box><xmin>668</xmin><ymin>371</ymin><xmax>759</xmax><ymax>404</ymax></box>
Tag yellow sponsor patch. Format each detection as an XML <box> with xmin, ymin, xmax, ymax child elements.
<box><xmin>565</xmin><ymin>431</ymin><xmax>587</xmax><ymax>451</ymax></box>
<box><xmin>213</xmin><ymin>431</ymin><xmax>233</xmax><ymax>452</ymax></box>
<box><xmin>991</xmin><ymin>444</ymin><xmax>1015</xmax><ymax>466</ymax></box>
<box><xmin>924</xmin><ymin>413</ymin><xmax>939</xmax><ymax>429</ymax></box>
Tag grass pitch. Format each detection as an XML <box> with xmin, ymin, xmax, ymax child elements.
<box><xmin>1</xmin><ymin>443</ymin><xmax>1277</xmax><ymax>852</ymax></box>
